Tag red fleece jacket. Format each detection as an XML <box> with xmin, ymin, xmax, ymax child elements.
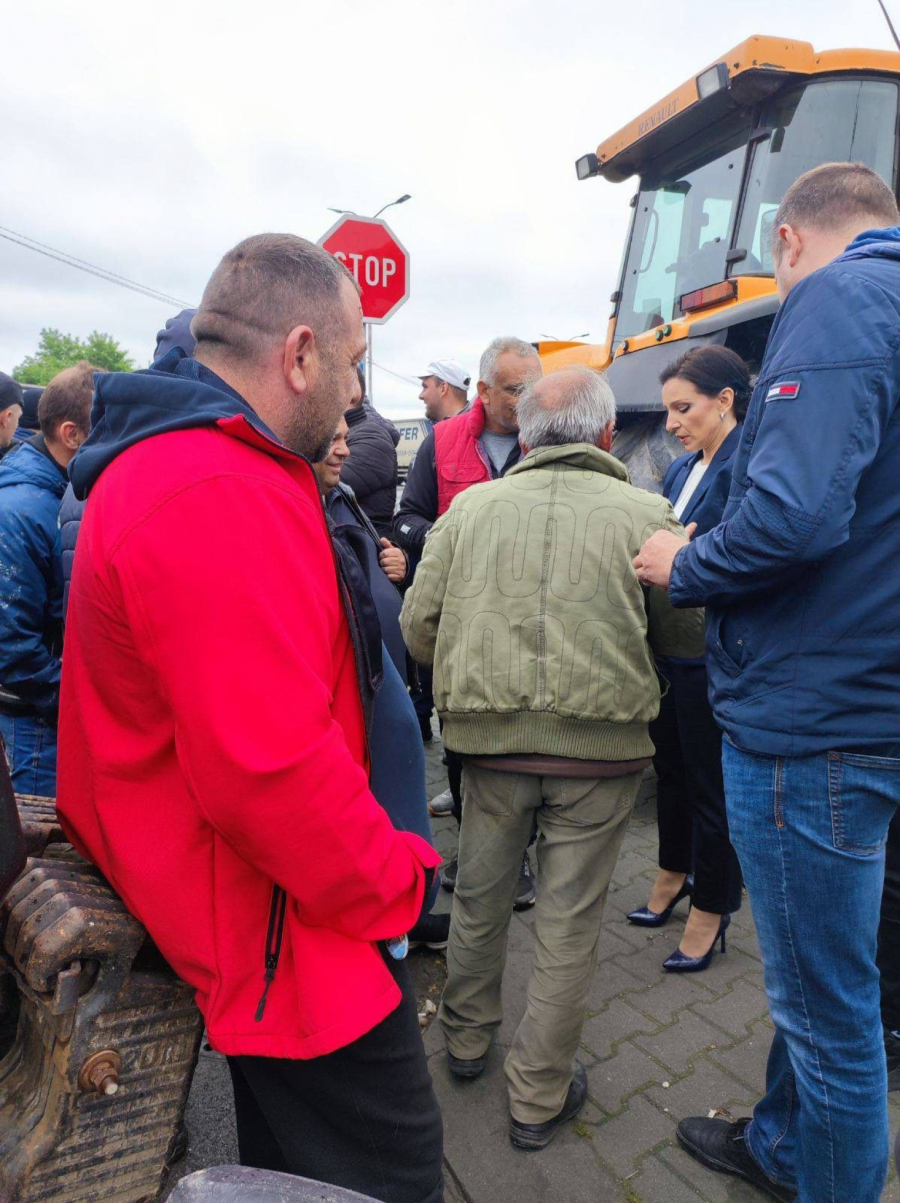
<box><xmin>57</xmin><ymin>415</ymin><xmax>440</xmax><ymax>1059</ymax></box>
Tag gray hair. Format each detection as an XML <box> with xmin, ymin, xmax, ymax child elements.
<box><xmin>516</xmin><ymin>366</ymin><xmax>616</xmax><ymax>450</ymax></box>
<box><xmin>478</xmin><ymin>336</ymin><xmax>539</xmax><ymax>386</ymax></box>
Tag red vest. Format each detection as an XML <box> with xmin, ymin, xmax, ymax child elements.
<box><xmin>434</xmin><ymin>398</ymin><xmax>491</xmax><ymax>517</ymax></box>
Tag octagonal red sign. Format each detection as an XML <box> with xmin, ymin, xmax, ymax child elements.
<box><xmin>318</xmin><ymin>215</ymin><xmax>410</xmax><ymax>324</ymax></box>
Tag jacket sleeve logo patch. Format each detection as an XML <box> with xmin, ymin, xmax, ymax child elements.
<box><xmin>766</xmin><ymin>381</ymin><xmax>801</xmax><ymax>402</ymax></box>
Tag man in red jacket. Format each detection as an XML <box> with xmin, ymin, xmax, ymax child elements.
<box><xmin>393</xmin><ymin>337</ymin><xmax>541</xmax><ymax>901</ymax></box>
<box><xmin>57</xmin><ymin>234</ymin><xmax>444</xmax><ymax>1203</ymax></box>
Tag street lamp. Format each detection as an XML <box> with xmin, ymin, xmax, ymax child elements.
<box><xmin>374</xmin><ymin>194</ymin><xmax>412</xmax><ymax>219</ymax></box>
<box><xmin>540</xmin><ymin>332</ymin><xmax>590</xmax><ymax>342</ymax></box>
<box><xmin>324</xmin><ymin>196</ymin><xmax>412</xmax><ymax>402</ymax></box>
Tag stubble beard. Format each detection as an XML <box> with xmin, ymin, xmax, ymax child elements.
<box><xmin>284</xmin><ymin>377</ymin><xmax>346</xmax><ymax>464</ymax></box>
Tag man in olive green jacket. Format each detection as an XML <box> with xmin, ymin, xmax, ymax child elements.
<box><xmin>401</xmin><ymin>366</ymin><xmax>704</xmax><ymax>1150</ymax></box>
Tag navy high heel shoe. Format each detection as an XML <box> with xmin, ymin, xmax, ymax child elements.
<box><xmin>626</xmin><ymin>875</ymin><xmax>694</xmax><ymax>928</ymax></box>
<box><xmin>663</xmin><ymin>914</ymin><xmax>731</xmax><ymax>973</ymax></box>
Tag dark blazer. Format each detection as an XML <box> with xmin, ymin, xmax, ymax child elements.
<box><xmin>661</xmin><ymin>423</ymin><xmax>742</xmax><ymax>537</ymax></box>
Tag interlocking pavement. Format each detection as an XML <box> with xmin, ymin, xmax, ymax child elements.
<box><xmin>168</xmin><ymin>730</ymin><xmax>900</xmax><ymax>1201</ymax></box>
<box><xmin>423</xmin><ymin>732</ymin><xmax>900</xmax><ymax>1203</ymax></box>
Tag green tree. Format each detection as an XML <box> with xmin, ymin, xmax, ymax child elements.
<box><xmin>14</xmin><ymin>328</ymin><xmax>135</xmax><ymax>385</ymax></box>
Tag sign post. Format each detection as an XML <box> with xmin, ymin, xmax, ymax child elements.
<box><xmin>318</xmin><ymin>215</ymin><xmax>410</xmax><ymax>404</ymax></box>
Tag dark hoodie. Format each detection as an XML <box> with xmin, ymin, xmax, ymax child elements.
<box><xmin>71</xmin><ymin>349</ymin><xmax>267</xmax><ymax>500</ymax></box>
<box><xmin>153</xmin><ymin>308</ymin><xmax>197</xmax><ymax>363</ymax></box>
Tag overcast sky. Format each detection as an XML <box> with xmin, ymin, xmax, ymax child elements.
<box><xmin>1</xmin><ymin>0</ymin><xmax>896</xmax><ymax>417</ymax></box>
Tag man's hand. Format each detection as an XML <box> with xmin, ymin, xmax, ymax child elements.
<box><xmin>634</xmin><ymin>524</ymin><xmax>696</xmax><ymax>591</ymax></box>
<box><xmin>379</xmin><ymin>539</ymin><xmax>407</xmax><ymax>584</ymax></box>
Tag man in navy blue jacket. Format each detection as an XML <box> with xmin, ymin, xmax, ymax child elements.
<box><xmin>636</xmin><ymin>163</ymin><xmax>900</xmax><ymax>1203</ymax></box>
<box><xmin>0</xmin><ymin>363</ymin><xmax>93</xmax><ymax>794</ymax></box>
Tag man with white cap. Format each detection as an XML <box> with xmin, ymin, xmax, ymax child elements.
<box><xmin>418</xmin><ymin>360</ymin><xmax>470</xmax><ymax>424</ymax></box>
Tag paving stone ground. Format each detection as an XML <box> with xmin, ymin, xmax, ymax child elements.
<box><xmin>168</xmin><ymin>727</ymin><xmax>900</xmax><ymax>1202</ymax></box>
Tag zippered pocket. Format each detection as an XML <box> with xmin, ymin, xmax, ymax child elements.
<box><xmin>254</xmin><ymin>885</ymin><xmax>287</xmax><ymax>1023</ymax></box>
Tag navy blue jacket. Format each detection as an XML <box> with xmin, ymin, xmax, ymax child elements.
<box><xmin>662</xmin><ymin>423</ymin><xmax>742</xmax><ymax>537</ymax></box>
<box><xmin>59</xmin><ymin>484</ymin><xmax>84</xmax><ymax>620</ymax></box>
<box><xmin>670</xmin><ymin>228</ymin><xmax>900</xmax><ymax>756</ymax></box>
<box><xmin>0</xmin><ymin>438</ymin><xmax>67</xmax><ymax>718</ymax></box>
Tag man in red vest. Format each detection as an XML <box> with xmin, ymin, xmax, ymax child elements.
<box><xmin>394</xmin><ymin>336</ymin><xmax>541</xmax><ymax>904</ymax></box>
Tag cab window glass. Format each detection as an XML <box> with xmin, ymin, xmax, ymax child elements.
<box><xmin>735</xmin><ymin>79</ymin><xmax>899</xmax><ymax>275</ymax></box>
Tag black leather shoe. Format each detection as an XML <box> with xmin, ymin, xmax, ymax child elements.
<box><xmin>513</xmin><ymin>854</ymin><xmax>536</xmax><ymax>910</ymax></box>
<box><xmin>676</xmin><ymin>1117</ymin><xmax>796</xmax><ymax>1201</ymax></box>
<box><xmin>441</xmin><ymin>856</ymin><xmax>459</xmax><ymax>892</ymax></box>
<box><xmin>447</xmin><ymin>1049</ymin><xmax>487</xmax><ymax>1079</ymax></box>
<box><xmin>509</xmin><ymin>1061</ymin><xmax>587</xmax><ymax>1150</ymax></box>
<box><xmin>408</xmin><ymin>911</ymin><xmax>450</xmax><ymax>950</ymax></box>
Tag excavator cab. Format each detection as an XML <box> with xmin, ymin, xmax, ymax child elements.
<box><xmin>541</xmin><ymin>37</ymin><xmax>900</xmax><ymax>488</ymax></box>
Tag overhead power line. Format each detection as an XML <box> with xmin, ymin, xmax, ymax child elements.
<box><xmin>372</xmin><ymin>359</ymin><xmax>421</xmax><ymax>386</ymax></box>
<box><xmin>0</xmin><ymin>224</ymin><xmax>195</xmax><ymax>309</ymax></box>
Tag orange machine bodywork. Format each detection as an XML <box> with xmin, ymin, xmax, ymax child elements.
<box><xmin>541</xmin><ymin>36</ymin><xmax>900</xmax><ymax>378</ymax></box>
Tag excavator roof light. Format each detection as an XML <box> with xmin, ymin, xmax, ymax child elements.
<box><xmin>696</xmin><ymin>62</ymin><xmax>729</xmax><ymax>100</ymax></box>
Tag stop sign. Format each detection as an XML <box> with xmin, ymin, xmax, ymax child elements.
<box><xmin>318</xmin><ymin>215</ymin><xmax>410</xmax><ymax>324</ymax></box>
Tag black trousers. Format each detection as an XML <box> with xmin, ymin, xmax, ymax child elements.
<box><xmin>446</xmin><ymin>748</ymin><xmax>464</xmax><ymax>826</ymax></box>
<box><xmin>878</xmin><ymin>809</ymin><xmax>900</xmax><ymax>1032</ymax></box>
<box><xmin>227</xmin><ymin>955</ymin><xmax>444</xmax><ymax>1203</ymax></box>
<box><xmin>649</xmin><ymin>659</ymin><xmax>742</xmax><ymax>915</ymax></box>
<box><xmin>409</xmin><ymin>662</ymin><xmax>434</xmax><ymax>731</ymax></box>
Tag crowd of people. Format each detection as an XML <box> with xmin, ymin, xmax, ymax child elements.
<box><xmin>0</xmin><ymin>161</ymin><xmax>899</xmax><ymax>1203</ymax></box>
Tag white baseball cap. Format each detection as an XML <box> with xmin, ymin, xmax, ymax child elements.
<box><xmin>418</xmin><ymin>359</ymin><xmax>470</xmax><ymax>392</ymax></box>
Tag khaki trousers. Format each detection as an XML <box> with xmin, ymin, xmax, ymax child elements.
<box><xmin>439</xmin><ymin>762</ymin><xmax>641</xmax><ymax>1124</ymax></box>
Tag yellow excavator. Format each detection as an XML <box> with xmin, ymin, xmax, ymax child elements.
<box><xmin>539</xmin><ymin>34</ymin><xmax>900</xmax><ymax>487</ymax></box>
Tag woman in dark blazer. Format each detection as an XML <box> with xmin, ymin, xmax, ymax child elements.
<box><xmin>627</xmin><ymin>345</ymin><xmax>749</xmax><ymax>972</ymax></box>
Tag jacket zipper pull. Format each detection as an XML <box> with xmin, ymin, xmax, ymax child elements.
<box><xmin>254</xmin><ymin>953</ymin><xmax>278</xmax><ymax>1023</ymax></box>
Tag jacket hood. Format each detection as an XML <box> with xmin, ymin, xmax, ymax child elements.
<box><xmin>509</xmin><ymin>442</ymin><xmax>630</xmax><ymax>481</ymax></box>
<box><xmin>153</xmin><ymin>309</ymin><xmax>197</xmax><ymax>362</ymax></box>
<box><xmin>0</xmin><ymin>439</ymin><xmax>67</xmax><ymax>498</ymax></box>
<box><xmin>70</xmin><ymin>349</ymin><xmax>277</xmax><ymax>500</ymax></box>
<box><xmin>836</xmin><ymin>226</ymin><xmax>900</xmax><ymax>264</ymax></box>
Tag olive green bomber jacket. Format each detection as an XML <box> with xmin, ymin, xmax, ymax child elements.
<box><xmin>400</xmin><ymin>443</ymin><xmax>706</xmax><ymax>761</ymax></box>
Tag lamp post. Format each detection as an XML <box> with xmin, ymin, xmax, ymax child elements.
<box><xmin>324</xmin><ymin>197</ymin><xmax>411</xmax><ymax>400</ymax></box>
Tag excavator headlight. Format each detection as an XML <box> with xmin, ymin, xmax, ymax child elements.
<box><xmin>696</xmin><ymin>62</ymin><xmax>729</xmax><ymax>100</ymax></box>
<box><xmin>576</xmin><ymin>153</ymin><xmax>601</xmax><ymax>181</ymax></box>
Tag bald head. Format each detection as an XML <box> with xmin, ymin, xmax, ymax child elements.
<box><xmin>191</xmin><ymin>233</ymin><xmax>367</xmax><ymax>461</ymax></box>
<box><xmin>193</xmin><ymin>233</ymin><xmax>360</xmax><ymax>365</ymax></box>
<box><xmin>516</xmin><ymin>367</ymin><xmax>616</xmax><ymax>451</ymax></box>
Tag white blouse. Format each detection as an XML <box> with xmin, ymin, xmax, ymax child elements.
<box><xmin>672</xmin><ymin>459</ymin><xmax>709</xmax><ymax>520</ymax></box>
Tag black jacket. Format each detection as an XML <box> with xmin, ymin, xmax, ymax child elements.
<box><xmin>341</xmin><ymin>404</ymin><xmax>399</xmax><ymax>539</ymax></box>
<box><xmin>326</xmin><ymin>483</ymin><xmax>408</xmax><ymax>685</ymax></box>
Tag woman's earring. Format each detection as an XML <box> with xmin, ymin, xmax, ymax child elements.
<box><xmin>719</xmin><ymin>411</ymin><xmax>726</xmax><ymax>422</ymax></box>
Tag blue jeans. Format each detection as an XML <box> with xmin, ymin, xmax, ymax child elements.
<box><xmin>723</xmin><ymin>741</ymin><xmax>898</xmax><ymax>1203</ymax></box>
<box><xmin>0</xmin><ymin>711</ymin><xmax>57</xmax><ymax>796</ymax></box>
